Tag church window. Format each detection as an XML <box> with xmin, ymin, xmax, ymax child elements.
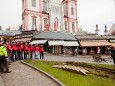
<box><xmin>65</xmin><ymin>21</ymin><xmax>67</xmax><ymax>31</ymax></box>
<box><xmin>32</xmin><ymin>17</ymin><xmax>36</xmax><ymax>27</ymax></box>
<box><xmin>71</xmin><ymin>7</ymin><xmax>74</xmax><ymax>15</ymax></box>
<box><xmin>32</xmin><ymin>0</ymin><xmax>36</xmax><ymax>7</ymax></box>
<box><xmin>72</xmin><ymin>22</ymin><xmax>75</xmax><ymax>32</ymax></box>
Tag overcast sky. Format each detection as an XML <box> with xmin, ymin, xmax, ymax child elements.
<box><xmin>0</xmin><ymin>0</ymin><xmax>115</xmax><ymax>34</ymax></box>
<box><xmin>78</xmin><ymin>0</ymin><xmax>115</xmax><ymax>34</ymax></box>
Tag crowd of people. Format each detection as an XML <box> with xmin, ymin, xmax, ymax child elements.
<box><xmin>7</xmin><ymin>42</ymin><xmax>45</xmax><ymax>61</ymax></box>
<box><xmin>0</xmin><ymin>41</ymin><xmax>45</xmax><ymax>73</ymax></box>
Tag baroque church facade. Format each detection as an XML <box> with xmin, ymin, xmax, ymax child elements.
<box><xmin>22</xmin><ymin>0</ymin><xmax>78</xmax><ymax>33</ymax></box>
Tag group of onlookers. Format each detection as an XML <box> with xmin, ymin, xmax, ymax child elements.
<box><xmin>7</xmin><ymin>42</ymin><xmax>45</xmax><ymax>62</ymax></box>
<box><xmin>0</xmin><ymin>41</ymin><xmax>45</xmax><ymax>74</ymax></box>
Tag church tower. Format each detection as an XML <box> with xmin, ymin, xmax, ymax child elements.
<box><xmin>22</xmin><ymin>0</ymin><xmax>41</xmax><ymax>31</ymax></box>
<box><xmin>62</xmin><ymin>0</ymin><xmax>78</xmax><ymax>33</ymax></box>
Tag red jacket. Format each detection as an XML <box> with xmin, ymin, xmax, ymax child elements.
<box><xmin>28</xmin><ymin>45</ymin><xmax>34</xmax><ymax>52</ymax></box>
<box><xmin>24</xmin><ymin>45</ymin><xmax>29</xmax><ymax>51</ymax></box>
<box><xmin>7</xmin><ymin>44</ymin><xmax>11</xmax><ymax>50</ymax></box>
<box><xmin>19</xmin><ymin>44</ymin><xmax>23</xmax><ymax>51</ymax></box>
<box><xmin>34</xmin><ymin>46</ymin><xmax>39</xmax><ymax>51</ymax></box>
<box><xmin>12</xmin><ymin>45</ymin><xmax>18</xmax><ymax>51</ymax></box>
<box><xmin>39</xmin><ymin>47</ymin><xmax>44</xmax><ymax>53</ymax></box>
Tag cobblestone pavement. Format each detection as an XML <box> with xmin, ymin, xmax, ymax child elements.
<box><xmin>0</xmin><ymin>75</ymin><xmax>4</xmax><ymax>86</ymax></box>
<box><xmin>0</xmin><ymin>62</ymin><xmax>59</xmax><ymax>86</ymax></box>
<box><xmin>44</xmin><ymin>55</ymin><xmax>114</xmax><ymax>65</ymax></box>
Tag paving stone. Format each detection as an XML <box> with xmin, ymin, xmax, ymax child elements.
<box><xmin>1</xmin><ymin>62</ymin><xmax>59</xmax><ymax>86</ymax></box>
<box><xmin>0</xmin><ymin>75</ymin><xmax>4</xmax><ymax>86</ymax></box>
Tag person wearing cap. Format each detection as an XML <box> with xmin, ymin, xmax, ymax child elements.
<box><xmin>0</xmin><ymin>41</ymin><xmax>11</xmax><ymax>73</ymax></box>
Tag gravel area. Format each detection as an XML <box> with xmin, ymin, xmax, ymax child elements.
<box><xmin>1</xmin><ymin>61</ymin><xmax>59</xmax><ymax>86</ymax></box>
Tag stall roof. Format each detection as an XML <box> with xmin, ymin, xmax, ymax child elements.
<box><xmin>14</xmin><ymin>37</ymin><xmax>32</xmax><ymax>42</ymax></box>
<box><xmin>15</xmin><ymin>30</ymin><xmax>37</xmax><ymax>36</ymax></box>
<box><xmin>110</xmin><ymin>43</ymin><xmax>115</xmax><ymax>47</ymax></box>
<box><xmin>33</xmin><ymin>31</ymin><xmax>76</xmax><ymax>41</ymax></box>
<box><xmin>0</xmin><ymin>30</ymin><xmax>21</xmax><ymax>36</ymax></box>
<box><xmin>48</xmin><ymin>40</ymin><xmax>64</xmax><ymax>46</ymax></box>
<box><xmin>75</xmin><ymin>35</ymin><xmax>115</xmax><ymax>40</ymax></box>
<box><xmin>80</xmin><ymin>41</ymin><xmax>111</xmax><ymax>47</ymax></box>
<box><xmin>63</xmin><ymin>41</ymin><xmax>79</xmax><ymax>46</ymax></box>
<box><xmin>30</xmin><ymin>40</ymin><xmax>47</xmax><ymax>44</ymax></box>
<box><xmin>101</xmin><ymin>35</ymin><xmax>115</xmax><ymax>40</ymax></box>
<box><xmin>48</xmin><ymin>40</ymin><xmax>79</xmax><ymax>46</ymax></box>
<box><xmin>75</xmin><ymin>35</ymin><xmax>103</xmax><ymax>40</ymax></box>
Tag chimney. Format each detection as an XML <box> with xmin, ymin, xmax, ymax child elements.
<box><xmin>104</xmin><ymin>25</ymin><xmax>108</xmax><ymax>35</ymax></box>
<box><xmin>95</xmin><ymin>24</ymin><xmax>100</xmax><ymax>35</ymax></box>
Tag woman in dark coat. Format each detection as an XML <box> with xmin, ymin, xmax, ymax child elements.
<box><xmin>109</xmin><ymin>46</ymin><xmax>115</xmax><ymax>65</ymax></box>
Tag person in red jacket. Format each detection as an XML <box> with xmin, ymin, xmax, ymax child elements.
<box><xmin>39</xmin><ymin>45</ymin><xmax>44</xmax><ymax>59</ymax></box>
<box><xmin>19</xmin><ymin>42</ymin><xmax>24</xmax><ymax>60</ymax></box>
<box><xmin>34</xmin><ymin>44</ymin><xmax>39</xmax><ymax>59</ymax></box>
<box><xmin>6</xmin><ymin>42</ymin><xmax>12</xmax><ymax>60</ymax></box>
<box><xmin>24</xmin><ymin>43</ymin><xmax>29</xmax><ymax>59</ymax></box>
<box><xmin>12</xmin><ymin>43</ymin><xmax>18</xmax><ymax>61</ymax></box>
<box><xmin>28</xmin><ymin>44</ymin><xmax>34</xmax><ymax>59</ymax></box>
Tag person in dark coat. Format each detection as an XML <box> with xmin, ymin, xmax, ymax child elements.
<box><xmin>109</xmin><ymin>46</ymin><xmax>115</xmax><ymax>65</ymax></box>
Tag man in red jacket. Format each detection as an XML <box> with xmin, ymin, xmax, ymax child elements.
<box><xmin>24</xmin><ymin>43</ymin><xmax>29</xmax><ymax>59</ymax></box>
<box><xmin>28</xmin><ymin>44</ymin><xmax>34</xmax><ymax>59</ymax></box>
<box><xmin>39</xmin><ymin>45</ymin><xmax>44</xmax><ymax>59</ymax></box>
<box><xmin>34</xmin><ymin>44</ymin><xmax>39</xmax><ymax>59</ymax></box>
<box><xmin>19</xmin><ymin>42</ymin><xmax>24</xmax><ymax>60</ymax></box>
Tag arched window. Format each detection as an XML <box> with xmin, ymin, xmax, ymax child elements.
<box><xmin>72</xmin><ymin>22</ymin><xmax>75</xmax><ymax>32</ymax></box>
<box><xmin>31</xmin><ymin>0</ymin><xmax>36</xmax><ymax>7</ymax></box>
<box><xmin>65</xmin><ymin>21</ymin><xmax>67</xmax><ymax>31</ymax></box>
<box><xmin>71</xmin><ymin>7</ymin><xmax>74</xmax><ymax>15</ymax></box>
<box><xmin>32</xmin><ymin>16</ymin><xmax>37</xmax><ymax>29</ymax></box>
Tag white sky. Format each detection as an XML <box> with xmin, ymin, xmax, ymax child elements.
<box><xmin>78</xmin><ymin>0</ymin><xmax>115</xmax><ymax>34</ymax></box>
<box><xmin>0</xmin><ymin>0</ymin><xmax>22</xmax><ymax>29</ymax></box>
<box><xmin>0</xmin><ymin>0</ymin><xmax>115</xmax><ymax>35</ymax></box>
